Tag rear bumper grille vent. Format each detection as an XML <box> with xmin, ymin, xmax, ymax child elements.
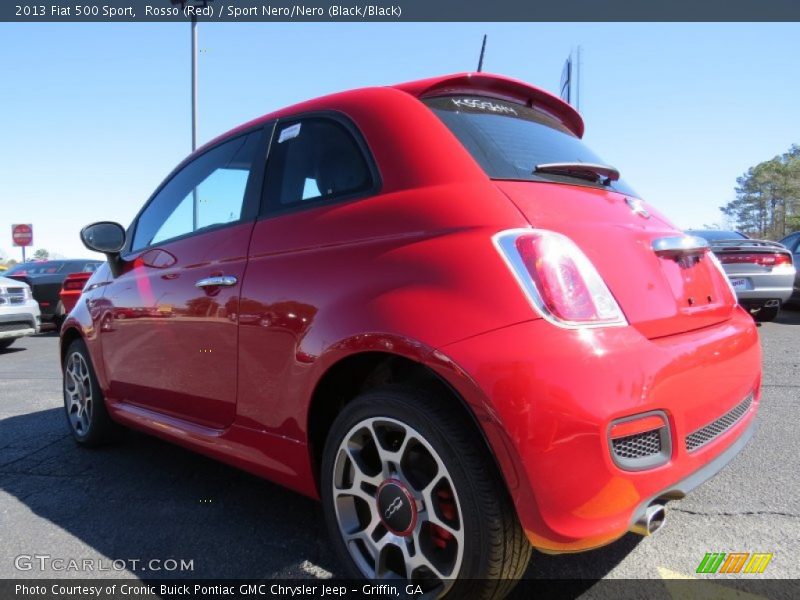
<box><xmin>612</xmin><ymin>430</ymin><xmax>662</xmax><ymax>459</ymax></box>
<box><xmin>609</xmin><ymin>411</ymin><xmax>672</xmax><ymax>471</ymax></box>
<box><xmin>685</xmin><ymin>394</ymin><xmax>753</xmax><ymax>452</ymax></box>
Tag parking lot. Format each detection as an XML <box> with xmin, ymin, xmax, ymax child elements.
<box><xmin>1</xmin><ymin>314</ymin><xmax>799</xmax><ymax>590</ymax></box>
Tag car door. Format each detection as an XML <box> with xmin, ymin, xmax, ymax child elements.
<box><xmin>236</xmin><ymin>115</ymin><xmax>379</xmax><ymax>432</ymax></box>
<box><xmin>99</xmin><ymin>128</ymin><xmax>268</xmax><ymax>429</ymax></box>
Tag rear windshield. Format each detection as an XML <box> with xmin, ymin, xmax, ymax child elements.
<box><xmin>5</xmin><ymin>261</ymin><xmax>100</xmax><ymax>276</ymax></box>
<box><xmin>6</xmin><ymin>261</ymin><xmax>68</xmax><ymax>275</ymax></box>
<box><xmin>424</xmin><ymin>95</ymin><xmax>637</xmax><ymax>196</ymax></box>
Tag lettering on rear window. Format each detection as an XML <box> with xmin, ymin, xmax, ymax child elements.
<box><xmin>450</xmin><ymin>98</ymin><xmax>518</xmax><ymax>115</ymax></box>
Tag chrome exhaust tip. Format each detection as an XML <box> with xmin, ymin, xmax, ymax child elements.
<box><xmin>763</xmin><ymin>299</ymin><xmax>781</xmax><ymax>308</ymax></box>
<box><xmin>631</xmin><ymin>503</ymin><xmax>666</xmax><ymax>536</ymax></box>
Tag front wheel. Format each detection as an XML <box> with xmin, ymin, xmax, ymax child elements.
<box><xmin>62</xmin><ymin>339</ymin><xmax>119</xmax><ymax>446</ymax></box>
<box><xmin>321</xmin><ymin>387</ymin><xmax>531</xmax><ymax>599</ymax></box>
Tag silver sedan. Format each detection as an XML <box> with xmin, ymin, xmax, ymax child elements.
<box><xmin>687</xmin><ymin>230</ymin><xmax>796</xmax><ymax>322</ymax></box>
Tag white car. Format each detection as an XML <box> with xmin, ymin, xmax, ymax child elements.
<box><xmin>0</xmin><ymin>276</ymin><xmax>41</xmax><ymax>350</ymax></box>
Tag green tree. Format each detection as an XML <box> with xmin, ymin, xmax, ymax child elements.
<box><xmin>33</xmin><ymin>248</ymin><xmax>49</xmax><ymax>260</ymax></box>
<box><xmin>720</xmin><ymin>144</ymin><xmax>800</xmax><ymax>239</ymax></box>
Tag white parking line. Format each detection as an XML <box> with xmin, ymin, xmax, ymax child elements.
<box><xmin>657</xmin><ymin>567</ymin><xmax>768</xmax><ymax>599</ymax></box>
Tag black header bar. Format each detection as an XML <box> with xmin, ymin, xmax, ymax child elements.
<box><xmin>3</xmin><ymin>0</ymin><xmax>800</xmax><ymax>22</ymax></box>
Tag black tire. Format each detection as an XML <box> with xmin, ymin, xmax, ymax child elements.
<box><xmin>754</xmin><ymin>305</ymin><xmax>779</xmax><ymax>322</ymax></box>
<box><xmin>62</xmin><ymin>338</ymin><xmax>119</xmax><ymax>446</ymax></box>
<box><xmin>321</xmin><ymin>386</ymin><xmax>531</xmax><ymax>599</ymax></box>
<box><xmin>52</xmin><ymin>309</ymin><xmax>66</xmax><ymax>332</ymax></box>
<box><xmin>0</xmin><ymin>339</ymin><xmax>15</xmax><ymax>350</ymax></box>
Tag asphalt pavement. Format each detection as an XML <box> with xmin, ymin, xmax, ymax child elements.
<box><xmin>1</xmin><ymin>314</ymin><xmax>798</xmax><ymax>592</ymax></box>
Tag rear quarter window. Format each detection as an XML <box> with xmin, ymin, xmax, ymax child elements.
<box><xmin>264</xmin><ymin>118</ymin><xmax>374</xmax><ymax>209</ymax></box>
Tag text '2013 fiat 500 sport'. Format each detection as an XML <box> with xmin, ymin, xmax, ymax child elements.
<box><xmin>62</xmin><ymin>73</ymin><xmax>761</xmax><ymax>599</ymax></box>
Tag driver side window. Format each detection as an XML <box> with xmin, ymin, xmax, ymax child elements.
<box><xmin>132</xmin><ymin>132</ymin><xmax>260</xmax><ymax>251</ymax></box>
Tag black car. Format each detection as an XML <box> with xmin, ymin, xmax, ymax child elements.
<box><xmin>5</xmin><ymin>259</ymin><xmax>102</xmax><ymax>328</ymax></box>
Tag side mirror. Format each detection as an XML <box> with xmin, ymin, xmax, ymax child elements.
<box><xmin>80</xmin><ymin>222</ymin><xmax>126</xmax><ymax>277</ymax></box>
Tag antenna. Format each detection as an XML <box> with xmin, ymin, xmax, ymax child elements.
<box><xmin>477</xmin><ymin>34</ymin><xmax>487</xmax><ymax>72</ymax></box>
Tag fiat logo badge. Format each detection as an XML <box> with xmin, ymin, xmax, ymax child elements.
<box><xmin>384</xmin><ymin>497</ymin><xmax>403</xmax><ymax>518</ymax></box>
<box><xmin>626</xmin><ymin>197</ymin><xmax>650</xmax><ymax>219</ymax></box>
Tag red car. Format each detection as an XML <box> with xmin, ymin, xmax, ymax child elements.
<box><xmin>59</xmin><ymin>272</ymin><xmax>93</xmax><ymax>316</ymax></box>
<box><xmin>62</xmin><ymin>73</ymin><xmax>761</xmax><ymax>597</ymax></box>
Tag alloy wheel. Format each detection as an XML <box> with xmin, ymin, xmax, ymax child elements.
<box><xmin>332</xmin><ymin>417</ymin><xmax>464</xmax><ymax>592</ymax></box>
<box><xmin>64</xmin><ymin>351</ymin><xmax>93</xmax><ymax>436</ymax></box>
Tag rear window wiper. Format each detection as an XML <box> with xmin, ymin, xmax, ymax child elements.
<box><xmin>534</xmin><ymin>162</ymin><xmax>620</xmax><ymax>186</ymax></box>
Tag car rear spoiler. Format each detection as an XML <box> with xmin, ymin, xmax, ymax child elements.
<box><xmin>392</xmin><ymin>72</ymin><xmax>585</xmax><ymax>138</ymax></box>
<box><xmin>707</xmin><ymin>239</ymin><xmax>790</xmax><ymax>252</ymax></box>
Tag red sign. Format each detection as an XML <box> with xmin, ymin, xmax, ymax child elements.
<box><xmin>12</xmin><ymin>223</ymin><xmax>33</xmax><ymax>247</ymax></box>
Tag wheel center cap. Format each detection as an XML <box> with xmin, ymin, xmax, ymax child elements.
<box><xmin>376</xmin><ymin>479</ymin><xmax>417</xmax><ymax>536</ymax></box>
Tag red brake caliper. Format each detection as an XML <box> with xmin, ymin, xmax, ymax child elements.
<box><xmin>431</xmin><ymin>488</ymin><xmax>456</xmax><ymax>549</ymax></box>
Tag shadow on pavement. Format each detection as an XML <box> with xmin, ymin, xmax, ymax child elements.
<box><xmin>774</xmin><ymin>307</ymin><xmax>800</xmax><ymax>325</ymax></box>
<box><xmin>0</xmin><ymin>345</ymin><xmax>26</xmax><ymax>355</ymax></box>
<box><xmin>0</xmin><ymin>407</ymin><xmax>637</xmax><ymax>591</ymax></box>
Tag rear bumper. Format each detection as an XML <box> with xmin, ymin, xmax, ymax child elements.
<box><xmin>439</xmin><ymin>307</ymin><xmax>761</xmax><ymax>552</ymax></box>
<box><xmin>627</xmin><ymin>418</ymin><xmax>755</xmax><ymax>531</ymax></box>
<box><xmin>736</xmin><ymin>289</ymin><xmax>792</xmax><ymax>302</ymax></box>
<box><xmin>726</xmin><ymin>270</ymin><xmax>794</xmax><ymax>303</ymax></box>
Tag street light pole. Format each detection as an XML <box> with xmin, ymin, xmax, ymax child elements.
<box><xmin>576</xmin><ymin>45</ymin><xmax>582</xmax><ymax>112</ymax></box>
<box><xmin>191</xmin><ymin>14</ymin><xmax>199</xmax><ymax>231</ymax></box>
<box><xmin>191</xmin><ymin>14</ymin><xmax>198</xmax><ymax>152</ymax></box>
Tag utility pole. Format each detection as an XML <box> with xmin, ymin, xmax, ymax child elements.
<box><xmin>477</xmin><ymin>35</ymin><xmax>487</xmax><ymax>72</ymax></box>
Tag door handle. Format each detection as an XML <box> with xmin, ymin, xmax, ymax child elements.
<box><xmin>195</xmin><ymin>275</ymin><xmax>238</xmax><ymax>288</ymax></box>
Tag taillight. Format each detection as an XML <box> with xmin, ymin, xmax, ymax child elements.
<box><xmin>493</xmin><ymin>228</ymin><xmax>627</xmax><ymax>328</ymax></box>
<box><xmin>717</xmin><ymin>253</ymin><xmax>792</xmax><ymax>268</ymax></box>
<box><xmin>63</xmin><ymin>279</ymin><xmax>86</xmax><ymax>291</ymax></box>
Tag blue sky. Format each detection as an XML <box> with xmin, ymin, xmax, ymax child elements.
<box><xmin>1</xmin><ymin>22</ymin><xmax>798</xmax><ymax>259</ymax></box>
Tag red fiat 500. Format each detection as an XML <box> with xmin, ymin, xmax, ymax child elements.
<box><xmin>63</xmin><ymin>73</ymin><xmax>760</xmax><ymax>598</ymax></box>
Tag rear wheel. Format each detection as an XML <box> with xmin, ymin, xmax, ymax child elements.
<box><xmin>754</xmin><ymin>305</ymin><xmax>780</xmax><ymax>322</ymax></box>
<box><xmin>52</xmin><ymin>302</ymin><xmax>66</xmax><ymax>331</ymax></box>
<box><xmin>62</xmin><ymin>339</ymin><xmax>119</xmax><ymax>446</ymax></box>
<box><xmin>321</xmin><ymin>387</ymin><xmax>531</xmax><ymax>599</ymax></box>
